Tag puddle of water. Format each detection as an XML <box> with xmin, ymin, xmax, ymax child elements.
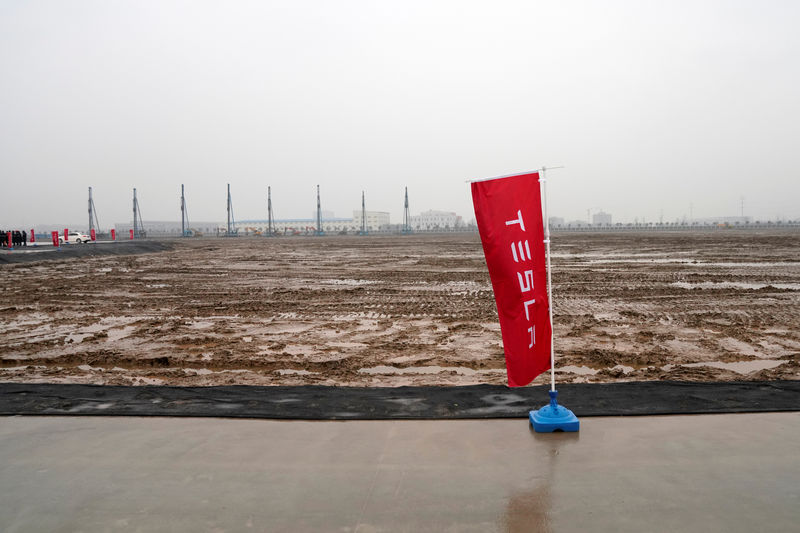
<box><xmin>283</xmin><ymin>345</ymin><xmax>317</xmax><ymax>355</ymax></box>
<box><xmin>671</xmin><ymin>281</ymin><xmax>800</xmax><ymax>290</ymax></box>
<box><xmin>358</xmin><ymin>365</ymin><xmax>504</xmax><ymax>376</ymax></box>
<box><xmin>681</xmin><ymin>360</ymin><xmax>786</xmax><ymax>373</ymax></box>
<box><xmin>67</xmin><ymin>402</ymin><xmax>114</xmax><ymax>413</ymax></box>
<box><xmin>327</xmin><ymin>341</ymin><xmax>368</xmax><ymax>349</ymax></box>
<box><xmin>66</xmin><ymin>333</ymin><xmax>94</xmax><ymax>344</ymax></box>
<box><xmin>146</xmin><ymin>284</ymin><xmax>169</xmax><ymax>289</ymax></box>
<box><xmin>386</xmin><ymin>355</ymin><xmax>425</xmax><ymax>364</ymax></box>
<box><xmin>322</xmin><ymin>279</ymin><xmax>379</xmax><ymax>286</ymax></box>
<box><xmin>400</xmin><ymin>281</ymin><xmax>488</xmax><ymax>292</ymax></box>
<box><xmin>106</xmin><ymin>326</ymin><xmax>136</xmax><ymax>342</ymax></box>
<box><xmin>717</xmin><ymin>338</ymin><xmax>767</xmax><ymax>358</ymax></box>
<box><xmin>135</xmin><ymin>377</ymin><xmax>165</xmax><ymax>385</ymax></box>
<box><xmin>699</xmin><ymin>262</ymin><xmax>800</xmax><ymax>268</ymax></box>
<box><xmin>261</xmin><ymin>323</ymin><xmax>314</xmax><ymax>334</ymax></box>
<box><xmin>556</xmin><ymin>365</ymin><xmax>599</xmax><ymax>376</ymax></box>
<box><xmin>581</xmin><ymin>258</ymin><xmax>800</xmax><ymax>268</ymax></box>
<box><xmin>79</xmin><ymin>323</ymin><xmax>108</xmax><ymax>333</ymax></box>
<box><xmin>553</xmin><ymin>252</ymin><xmax>692</xmax><ymax>259</ymax></box>
<box><xmin>354</xmin><ymin>320</ymin><xmax>380</xmax><ymax>332</ymax></box>
<box><xmin>184</xmin><ymin>368</ymin><xmax>213</xmax><ymax>375</ymax></box>
<box><xmin>2</xmin><ymin>313</ymin><xmax>50</xmax><ymax>329</ymax></box>
<box><xmin>443</xmin><ymin>281</ymin><xmax>484</xmax><ymax>289</ymax></box>
<box><xmin>276</xmin><ymin>369</ymin><xmax>318</xmax><ymax>375</ymax></box>
<box><xmin>587</xmin><ymin>258</ymin><xmax>696</xmax><ymax>265</ymax></box>
<box><xmin>187</xmin><ymin>321</ymin><xmax>214</xmax><ymax>329</ymax></box>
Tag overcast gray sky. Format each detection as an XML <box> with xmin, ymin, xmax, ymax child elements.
<box><xmin>1</xmin><ymin>0</ymin><xmax>798</xmax><ymax>228</ymax></box>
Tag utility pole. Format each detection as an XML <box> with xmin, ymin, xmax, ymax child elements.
<box><xmin>360</xmin><ymin>191</ymin><xmax>367</xmax><ymax>235</ymax></box>
<box><xmin>226</xmin><ymin>183</ymin><xmax>236</xmax><ymax>236</ymax></box>
<box><xmin>316</xmin><ymin>184</ymin><xmax>322</xmax><ymax>236</ymax></box>
<box><xmin>88</xmin><ymin>187</ymin><xmax>100</xmax><ymax>234</ymax></box>
<box><xmin>180</xmin><ymin>184</ymin><xmax>190</xmax><ymax>237</ymax></box>
<box><xmin>133</xmin><ymin>188</ymin><xmax>137</xmax><ymax>237</ymax></box>
<box><xmin>740</xmin><ymin>196</ymin><xmax>745</xmax><ymax>218</ymax></box>
<box><xmin>403</xmin><ymin>187</ymin><xmax>411</xmax><ymax>234</ymax></box>
<box><xmin>267</xmin><ymin>186</ymin><xmax>274</xmax><ymax>236</ymax></box>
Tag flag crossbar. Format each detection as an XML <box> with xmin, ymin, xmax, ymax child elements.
<box><xmin>465</xmin><ymin>166</ymin><xmax>564</xmax><ymax>184</ymax></box>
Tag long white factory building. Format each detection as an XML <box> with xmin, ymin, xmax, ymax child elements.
<box><xmin>114</xmin><ymin>209</ymin><xmax>466</xmax><ymax>236</ymax></box>
<box><xmin>238</xmin><ymin>210</ymin><xmax>391</xmax><ymax>235</ymax></box>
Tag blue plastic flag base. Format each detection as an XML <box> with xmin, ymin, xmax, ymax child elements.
<box><xmin>529</xmin><ymin>390</ymin><xmax>580</xmax><ymax>432</ymax></box>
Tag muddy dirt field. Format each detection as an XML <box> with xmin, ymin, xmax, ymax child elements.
<box><xmin>1</xmin><ymin>231</ymin><xmax>799</xmax><ymax>386</ymax></box>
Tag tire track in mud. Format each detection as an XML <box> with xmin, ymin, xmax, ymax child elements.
<box><xmin>1</xmin><ymin>232</ymin><xmax>799</xmax><ymax>386</ymax></box>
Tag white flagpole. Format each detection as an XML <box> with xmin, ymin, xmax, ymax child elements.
<box><xmin>540</xmin><ymin>167</ymin><xmax>556</xmax><ymax>392</ymax></box>
<box><xmin>530</xmin><ymin>165</ymin><xmax>579</xmax><ymax>432</ymax></box>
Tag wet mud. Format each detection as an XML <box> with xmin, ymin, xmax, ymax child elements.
<box><xmin>1</xmin><ymin>231</ymin><xmax>799</xmax><ymax>386</ymax></box>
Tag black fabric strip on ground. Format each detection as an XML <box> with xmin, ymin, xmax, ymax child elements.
<box><xmin>1</xmin><ymin>381</ymin><xmax>799</xmax><ymax>419</ymax></box>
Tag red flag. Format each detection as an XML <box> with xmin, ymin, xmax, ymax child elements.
<box><xmin>471</xmin><ymin>172</ymin><xmax>551</xmax><ymax>387</ymax></box>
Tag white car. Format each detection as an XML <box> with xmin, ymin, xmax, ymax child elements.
<box><xmin>59</xmin><ymin>231</ymin><xmax>91</xmax><ymax>244</ymax></box>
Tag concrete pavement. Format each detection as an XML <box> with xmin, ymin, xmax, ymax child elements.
<box><xmin>1</xmin><ymin>413</ymin><xmax>798</xmax><ymax>532</ymax></box>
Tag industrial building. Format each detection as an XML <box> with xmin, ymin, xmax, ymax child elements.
<box><xmin>410</xmin><ymin>210</ymin><xmax>463</xmax><ymax>231</ymax></box>
<box><xmin>592</xmin><ymin>211</ymin><xmax>613</xmax><ymax>226</ymax></box>
<box><xmin>238</xmin><ymin>211</ymin><xmax>391</xmax><ymax>235</ymax></box>
<box><xmin>113</xmin><ymin>209</ymin><xmax>477</xmax><ymax>237</ymax></box>
<box><xmin>114</xmin><ymin>221</ymin><xmax>220</xmax><ymax>237</ymax></box>
<box><xmin>690</xmin><ymin>216</ymin><xmax>752</xmax><ymax>225</ymax></box>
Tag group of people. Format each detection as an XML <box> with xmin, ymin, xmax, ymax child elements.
<box><xmin>1</xmin><ymin>230</ymin><xmax>28</xmax><ymax>248</ymax></box>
